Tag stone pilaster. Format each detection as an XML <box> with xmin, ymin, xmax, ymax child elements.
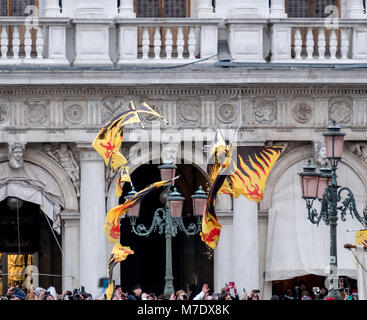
<box><xmin>214</xmin><ymin>194</ymin><xmax>233</xmax><ymax>293</ymax></box>
<box><xmin>78</xmin><ymin>143</ymin><xmax>107</xmax><ymax>298</ymax></box>
<box><xmin>61</xmin><ymin>211</ymin><xmax>80</xmax><ymax>292</ymax></box>
<box><xmin>232</xmin><ymin>196</ymin><xmax>260</xmax><ymax>293</ymax></box>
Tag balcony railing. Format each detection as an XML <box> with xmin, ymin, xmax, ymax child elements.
<box><xmin>0</xmin><ymin>17</ymin><xmax>69</xmax><ymax>65</ymax></box>
<box><xmin>270</xmin><ymin>18</ymin><xmax>367</xmax><ymax>63</ymax></box>
<box><xmin>0</xmin><ymin>16</ymin><xmax>366</xmax><ymax>67</ymax></box>
<box><xmin>116</xmin><ymin>18</ymin><xmax>221</xmax><ymax>64</ymax></box>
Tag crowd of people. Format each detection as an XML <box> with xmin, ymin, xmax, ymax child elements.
<box><xmin>0</xmin><ymin>280</ymin><xmax>359</xmax><ymax>300</ymax></box>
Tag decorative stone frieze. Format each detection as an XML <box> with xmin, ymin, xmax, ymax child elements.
<box><xmin>292</xmin><ymin>103</ymin><xmax>313</xmax><ymax>123</ymax></box>
<box><xmin>0</xmin><ymin>104</ymin><xmax>8</xmax><ymax>124</ymax></box>
<box><xmin>177</xmin><ymin>100</ymin><xmax>201</xmax><ymax>125</ymax></box>
<box><xmin>26</xmin><ymin>100</ymin><xmax>50</xmax><ymax>125</ymax></box>
<box><xmin>216</xmin><ymin>103</ymin><xmax>238</xmax><ymax>124</ymax></box>
<box><xmin>101</xmin><ymin>97</ymin><xmax>125</xmax><ymax>123</ymax></box>
<box><xmin>253</xmin><ymin>99</ymin><xmax>277</xmax><ymax>124</ymax></box>
<box><xmin>65</xmin><ymin>104</ymin><xmax>85</xmax><ymax>124</ymax></box>
<box><xmin>328</xmin><ymin>98</ymin><xmax>353</xmax><ymax>124</ymax></box>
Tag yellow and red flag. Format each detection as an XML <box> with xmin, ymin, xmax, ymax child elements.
<box><xmin>116</xmin><ymin>166</ymin><xmax>132</xmax><ymax>197</ymax></box>
<box><xmin>202</xmin><ymin>130</ymin><xmax>284</xmax><ymax>249</ymax></box>
<box><xmin>104</xmin><ymin>178</ymin><xmax>176</xmax><ymax>243</ymax></box>
<box><xmin>106</xmin><ymin>244</ymin><xmax>134</xmax><ymax>300</ymax></box>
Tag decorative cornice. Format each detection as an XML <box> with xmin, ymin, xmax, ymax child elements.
<box><xmin>0</xmin><ymin>85</ymin><xmax>366</xmax><ymax>98</ymax></box>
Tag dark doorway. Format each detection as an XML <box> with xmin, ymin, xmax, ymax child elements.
<box><xmin>0</xmin><ymin>198</ymin><xmax>62</xmax><ymax>295</ymax></box>
<box><xmin>119</xmin><ymin>163</ymin><xmax>213</xmax><ymax>296</ymax></box>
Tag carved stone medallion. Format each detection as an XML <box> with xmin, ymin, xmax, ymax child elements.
<box><xmin>254</xmin><ymin>101</ymin><xmax>277</xmax><ymax>124</ymax></box>
<box><xmin>0</xmin><ymin>104</ymin><xmax>8</xmax><ymax>124</ymax></box>
<box><xmin>329</xmin><ymin>99</ymin><xmax>352</xmax><ymax>124</ymax></box>
<box><xmin>26</xmin><ymin>100</ymin><xmax>49</xmax><ymax>124</ymax></box>
<box><xmin>65</xmin><ymin>104</ymin><xmax>85</xmax><ymax>124</ymax></box>
<box><xmin>217</xmin><ymin>103</ymin><xmax>237</xmax><ymax>124</ymax></box>
<box><xmin>293</xmin><ymin>103</ymin><xmax>312</xmax><ymax>123</ymax></box>
<box><xmin>177</xmin><ymin>100</ymin><xmax>201</xmax><ymax>124</ymax></box>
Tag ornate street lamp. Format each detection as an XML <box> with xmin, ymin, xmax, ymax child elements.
<box><xmin>298</xmin><ymin>121</ymin><xmax>367</xmax><ymax>300</ymax></box>
<box><xmin>124</xmin><ymin>163</ymin><xmax>207</xmax><ymax>298</ymax></box>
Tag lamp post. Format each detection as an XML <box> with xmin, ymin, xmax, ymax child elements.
<box><xmin>124</xmin><ymin>162</ymin><xmax>206</xmax><ymax>298</ymax></box>
<box><xmin>298</xmin><ymin>121</ymin><xmax>367</xmax><ymax>300</ymax></box>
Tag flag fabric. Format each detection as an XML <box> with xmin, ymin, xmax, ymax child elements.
<box><xmin>92</xmin><ymin>100</ymin><xmax>166</xmax><ymax>172</ymax></box>
<box><xmin>105</xmin><ymin>178</ymin><xmax>175</xmax><ymax>243</ymax></box>
<box><xmin>201</xmin><ymin>129</ymin><xmax>284</xmax><ymax>249</ymax></box>
<box><xmin>356</xmin><ymin>230</ymin><xmax>367</xmax><ymax>247</ymax></box>
<box><xmin>116</xmin><ymin>166</ymin><xmax>132</xmax><ymax>197</ymax></box>
<box><xmin>106</xmin><ymin>244</ymin><xmax>134</xmax><ymax>300</ymax></box>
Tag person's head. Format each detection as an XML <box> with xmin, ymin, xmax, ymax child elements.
<box><xmin>299</xmin><ymin>282</ymin><xmax>306</xmax><ymax>291</ymax></box>
<box><xmin>190</xmin><ymin>284</ymin><xmax>198</xmax><ymax>293</ymax></box>
<box><xmin>320</xmin><ymin>287</ymin><xmax>327</xmax><ymax>295</ymax></box>
<box><xmin>132</xmin><ymin>284</ymin><xmax>142</xmax><ymax>297</ymax></box>
<box><xmin>43</xmin><ymin>294</ymin><xmax>54</xmax><ymax>300</ymax></box>
<box><xmin>141</xmin><ymin>293</ymin><xmax>150</xmax><ymax>300</ymax></box>
<box><xmin>252</xmin><ymin>293</ymin><xmax>259</xmax><ymax>300</ymax></box>
<box><xmin>176</xmin><ymin>290</ymin><xmax>187</xmax><ymax>300</ymax></box>
<box><xmin>114</xmin><ymin>285</ymin><xmax>122</xmax><ymax>296</ymax></box>
<box><xmin>220</xmin><ymin>293</ymin><xmax>232</xmax><ymax>300</ymax></box>
<box><xmin>285</xmin><ymin>288</ymin><xmax>293</xmax><ymax>296</ymax></box>
<box><xmin>25</xmin><ymin>292</ymin><xmax>36</xmax><ymax>300</ymax></box>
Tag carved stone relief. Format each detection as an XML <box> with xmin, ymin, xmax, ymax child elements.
<box><xmin>329</xmin><ymin>98</ymin><xmax>352</xmax><ymax>124</ymax></box>
<box><xmin>0</xmin><ymin>104</ymin><xmax>8</xmax><ymax>124</ymax></box>
<box><xmin>293</xmin><ymin>103</ymin><xmax>313</xmax><ymax>123</ymax></box>
<box><xmin>346</xmin><ymin>142</ymin><xmax>367</xmax><ymax>163</ymax></box>
<box><xmin>254</xmin><ymin>100</ymin><xmax>277</xmax><ymax>124</ymax></box>
<box><xmin>313</xmin><ymin>141</ymin><xmax>328</xmax><ymax>167</ymax></box>
<box><xmin>177</xmin><ymin>100</ymin><xmax>201</xmax><ymax>125</ymax></box>
<box><xmin>101</xmin><ymin>97</ymin><xmax>125</xmax><ymax>123</ymax></box>
<box><xmin>216</xmin><ymin>103</ymin><xmax>238</xmax><ymax>124</ymax></box>
<box><xmin>52</xmin><ymin>143</ymin><xmax>80</xmax><ymax>197</ymax></box>
<box><xmin>8</xmin><ymin>142</ymin><xmax>26</xmax><ymax>169</ymax></box>
<box><xmin>26</xmin><ymin>100</ymin><xmax>50</xmax><ymax>124</ymax></box>
<box><xmin>65</xmin><ymin>104</ymin><xmax>85</xmax><ymax>124</ymax></box>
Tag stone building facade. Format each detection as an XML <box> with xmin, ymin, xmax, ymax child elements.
<box><xmin>0</xmin><ymin>0</ymin><xmax>367</xmax><ymax>299</ymax></box>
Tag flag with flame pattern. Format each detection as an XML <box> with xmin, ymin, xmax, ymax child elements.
<box><xmin>104</xmin><ymin>178</ymin><xmax>175</xmax><ymax>243</ymax></box>
<box><xmin>116</xmin><ymin>166</ymin><xmax>132</xmax><ymax>197</ymax></box>
<box><xmin>106</xmin><ymin>244</ymin><xmax>134</xmax><ymax>300</ymax></box>
<box><xmin>202</xmin><ymin>129</ymin><xmax>283</xmax><ymax>249</ymax></box>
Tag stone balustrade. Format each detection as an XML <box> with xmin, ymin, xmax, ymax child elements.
<box><xmin>271</xmin><ymin>19</ymin><xmax>367</xmax><ymax>62</ymax></box>
<box><xmin>0</xmin><ymin>16</ymin><xmax>367</xmax><ymax>66</ymax></box>
<box><xmin>116</xmin><ymin>18</ymin><xmax>221</xmax><ymax>64</ymax></box>
<box><xmin>0</xmin><ymin>17</ymin><xmax>69</xmax><ymax>65</ymax></box>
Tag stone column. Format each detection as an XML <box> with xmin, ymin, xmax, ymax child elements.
<box><xmin>232</xmin><ymin>196</ymin><xmax>259</xmax><ymax>293</ymax></box>
<box><xmin>43</xmin><ymin>0</ymin><xmax>61</xmax><ymax>17</ymax></box>
<box><xmin>214</xmin><ymin>194</ymin><xmax>233</xmax><ymax>293</ymax></box>
<box><xmin>270</xmin><ymin>0</ymin><xmax>287</xmax><ymax>18</ymax></box>
<box><xmin>196</xmin><ymin>0</ymin><xmax>215</xmax><ymax>18</ymax></box>
<box><xmin>118</xmin><ymin>0</ymin><xmax>136</xmax><ymax>18</ymax></box>
<box><xmin>61</xmin><ymin>211</ymin><xmax>80</xmax><ymax>291</ymax></box>
<box><xmin>346</xmin><ymin>0</ymin><xmax>366</xmax><ymax>18</ymax></box>
<box><xmin>78</xmin><ymin>144</ymin><xmax>107</xmax><ymax>298</ymax></box>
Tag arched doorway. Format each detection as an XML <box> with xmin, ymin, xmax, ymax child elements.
<box><xmin>0</xmin><ymin>198</ymin><xmax>62</xmax><ymax>296</ymax></box>
<box><xmin>119</xmin><ymin>163</ymin><xmax>213</xmax><ymax>296</ymax></box>
<box><xmin>264</xmin><ymin>147</ymin><xmax>366</xmax><ymax>299</ymax></box>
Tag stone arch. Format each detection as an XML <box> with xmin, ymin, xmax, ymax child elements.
<box><xmin>0</xmin><ymin>148</ymin><xmax>79</xmax><ymax>217</ymax></box>
<box><xmin>261</xmin><ymin>145</ymin><xmax>367</xmax><ymax>212</ymax></box>
<box><xmin>107</xmin><ymin>144</ymin><xmax>208</xmax><ymax>211</ymax></box>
